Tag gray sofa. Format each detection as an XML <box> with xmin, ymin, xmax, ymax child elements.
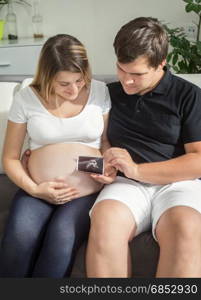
<box><xmin>0</xmin><ymin>73</ymin><xmax>200</xmax><ymax>277</ymax></box>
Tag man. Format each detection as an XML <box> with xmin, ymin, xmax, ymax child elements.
<box><xmin>86</xmin><ymin>17</ymin><xmax>201</xmax><ymax>277</ymax></box>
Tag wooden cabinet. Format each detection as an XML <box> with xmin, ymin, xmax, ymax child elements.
<box><xmin>0</xmin><ymin>38</ymin><xmax>45</xmax><ymax>75</ymax></box>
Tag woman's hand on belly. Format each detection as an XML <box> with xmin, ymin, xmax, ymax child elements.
<box><xmin>31</xmin><ymin>178</ymin><xmax>80</xmax><ymax>205</ymax></box>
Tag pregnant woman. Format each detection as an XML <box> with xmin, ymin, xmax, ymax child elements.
<box><xmin>0</xmin><ymin>34</ymin><xmax>115</xmax><ymax>277</ymax></box>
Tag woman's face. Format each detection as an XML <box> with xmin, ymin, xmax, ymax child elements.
<box><xmin>52</xmin><ymin>71</ymin><xmax>86</xmax><ymax>101</ymax></box>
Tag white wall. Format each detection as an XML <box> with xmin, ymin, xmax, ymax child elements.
<box><xmin>1</xmin><ymin>0</ymin><xmax>198</xmax><ymax>74</ymax></box>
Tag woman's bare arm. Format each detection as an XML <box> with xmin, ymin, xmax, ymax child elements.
<box><xmin>2</xmin><ymin>121</ymin><xmax>37</xmax><ymax>194</ymax></box>
<box><xmin>2</xmin><ymin>121</ymin><xmax>75</xmax><ymax>203</ymax></box>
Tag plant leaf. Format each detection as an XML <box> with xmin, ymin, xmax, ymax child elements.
<box><xmin>173</xmin><ymin>54</ymin><xmax>179</xmax><ymax>65</ymax></box>
<box><xmin>167</xmin><ymin>52</ymin><xmax>173</xmax><ymax>63</ymax></box>
<box><xmin>196</xmin><ymin>41</ymin><xmax>201</xmax><ymax>55</ymax></box>
<box><xmin>185</xmin><ymin>3</ymin><xmax>192</xmax><ymax>12</ymax></box>
<box><xmin>186</xmin><ymin>3</ymin><xmax>201</xmax><ymax>13</ymax></box>
<box><xmin>173</xmin><ymin>66</ymin><xmax>179</xmax><ymax>73</ymax></box>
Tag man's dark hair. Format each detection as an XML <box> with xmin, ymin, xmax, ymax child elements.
<box><xmin>113</xmin><ymin>17</ymin><xmax>169</xmax><ymax>68</ymax></box>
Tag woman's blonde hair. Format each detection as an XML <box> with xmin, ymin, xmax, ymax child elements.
<box><xmin>31</xmin><ymin>34</ymin><xmax>92</xmax><ymax>100</ymax></box>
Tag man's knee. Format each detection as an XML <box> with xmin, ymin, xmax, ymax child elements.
<box><xmin>155</xmin><ymin>206</ymin><xmax>201</xmax><ymax>243</ymax></box>
<box><xmin>89</xmin><ymin>200</ymin><xmax>136</xmax><ymax>246</ymax></box>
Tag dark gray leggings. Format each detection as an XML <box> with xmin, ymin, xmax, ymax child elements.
<box><xmin>0</xmin><ymin>189</ymin><xmax>98</xmax><ymax>278</ymax></box>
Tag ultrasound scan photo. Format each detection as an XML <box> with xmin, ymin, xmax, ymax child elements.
<box><xmin>77</xmin><ymin>156</ymin><xmax>104</xmax><ymax>174</ymax></box>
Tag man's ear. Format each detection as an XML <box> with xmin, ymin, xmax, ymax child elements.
<box><xmin>158</xmin><ymin>59</ymin><xmax>166</xmax><ymax>71</ymax></box>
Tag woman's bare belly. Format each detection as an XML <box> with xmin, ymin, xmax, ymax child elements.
<box><xmin>28</xmin><ymin>143</ymin><xmax>103</xmax><ymax>197</ymax></box>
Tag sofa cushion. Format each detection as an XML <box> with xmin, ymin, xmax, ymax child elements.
<box><xmin>0</xmin><ymin>82</ymin><xmax>20</xmax><ymax>173</ymax></box>
<box><xmin>0</xmin><ymin>174</ymin><xmax>18</xmax><ymax>237</ymax></box>
<box><xmin>20</xmin><ymin>78</ymin><xmax>33</xmax><ymax>89</ymax></box>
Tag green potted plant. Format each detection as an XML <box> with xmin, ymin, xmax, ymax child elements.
<box><xmin>164</xmin><ymin>0</ymin><xmax>201</xmax><ymax>73</ymax></box>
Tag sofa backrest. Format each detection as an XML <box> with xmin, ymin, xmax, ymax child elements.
<box><xmin>0</xmin><ymin>82</ymin><xmax>20</xmax><ymax>173</ymax></box>
<box><xmin>175</xmin><ymin>74</ymin><xmax>201</xmax><ymax>88</ymax></box>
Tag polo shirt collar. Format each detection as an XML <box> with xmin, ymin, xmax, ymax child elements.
<box><xmin>151</xmin><ymin>66</ymin><xmax>172</xmax><ymax>95</ymax></box>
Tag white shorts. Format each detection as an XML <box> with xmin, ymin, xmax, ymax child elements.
<box><xmin>90</xmin><ymin>176</ymin><xmax>201</xmax><ymax>240</ymax></box>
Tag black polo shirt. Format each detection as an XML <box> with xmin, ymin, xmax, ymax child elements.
<box><xmin>107</xmin><ymin>69</ymin><xmax>201</xmax><ymax>163</ymax></box>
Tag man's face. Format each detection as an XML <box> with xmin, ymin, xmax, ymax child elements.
<box><xmin>116</xmin><ymin>56</ymin><xmax>165</xmax><ymax>95</ymax></box>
